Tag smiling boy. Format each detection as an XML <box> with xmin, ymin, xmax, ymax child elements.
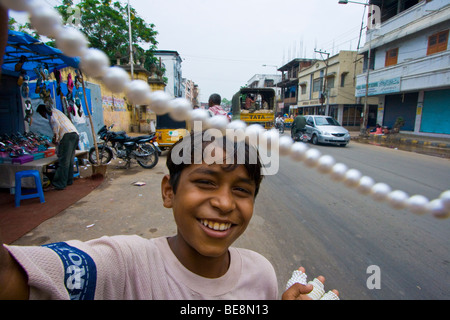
<box><xmin>0</xmin><ymin>130</ymin><xmax>334</xmax><ymax>300</ymax></box>
<box><xmin>159</xmin><ymin>130</ymin><xmax>278</xmax><ymax>298</ymax></box>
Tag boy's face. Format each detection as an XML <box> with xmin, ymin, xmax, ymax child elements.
<box><xmin>161</xmin><ymin>163</ymin><xmax>256</xmax><ymax>259</ymax></box>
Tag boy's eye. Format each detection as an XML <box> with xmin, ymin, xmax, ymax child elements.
<box><xmin>233</xmin><ymin>186</ymin><xmax>253</xmax><ymax>196</ymax></box>
<box><xmin>194</xmin><ymin>179</ymin><xmax>216</xmax><ymax>187</ymax></box>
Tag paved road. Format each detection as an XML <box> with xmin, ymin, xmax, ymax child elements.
<box><xmin>235</xmin><ymin>140</ymin><xmax>450</xmax><ymax>299</ymax></box>
<box><xmin>12</xmin><ymin>140</ymin><xmax>450</xmax><ymax>299</ymax></box>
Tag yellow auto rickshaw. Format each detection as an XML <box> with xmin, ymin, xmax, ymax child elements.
<box><xmin>231</xmin><ymin>88</ymin><xmax>276</xmax><ymax>129</ymax></box>
<box><xmin>155</xmin><ymin>113</ymin><xmax>190</xmax><ymax>151</ymax></box>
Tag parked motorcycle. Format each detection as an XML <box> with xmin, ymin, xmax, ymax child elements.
<box><xmin>88</xmin><ymin>124</ymin><xmax>161</xmax><ymax>169</ymax></box>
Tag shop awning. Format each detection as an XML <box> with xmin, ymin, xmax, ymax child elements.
<box><xmin>1</xmin><ymin>30</ymin><xmax>80</xmax><ymax>79</ymax></box>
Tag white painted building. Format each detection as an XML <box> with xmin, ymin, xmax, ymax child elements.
<box><xmin>154</xmin><ymin>50</ymin><xmax>183</xmax><ymax>98</ymax></box>
<box><xmin>356</xmin><ymin>0</ymin><xmax>450</xmax><ymax>136</ymax></box>
<box><xmin>247</xmin><ymin>74</ymin><xmax>282</xmax><ymax>101</ymax></box>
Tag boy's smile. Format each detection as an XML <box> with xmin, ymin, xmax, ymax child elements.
<box><xmin>161</xmin><ymin>163</ymin><xmax>256</xmax><ymax>278</ymax></box>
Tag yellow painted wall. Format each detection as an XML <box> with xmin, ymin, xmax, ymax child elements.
<box><xmin>59</xmin><ymin>67</ymin><xmax>165</xmax><ymax>133</ymax></box>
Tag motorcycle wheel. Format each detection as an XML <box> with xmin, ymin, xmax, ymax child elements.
<box><xmin>89</xmin><ymin>145</ymin><xmax>113</xmax><ymax>164</ymax></box>
<box><xmin>136</xmin><ymin>143</ymin><xmax>159</xmax><ymax>169</ymax></box>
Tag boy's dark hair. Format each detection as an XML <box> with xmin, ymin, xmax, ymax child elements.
<box><xmin>166</xmin><ymin>130</ymin><xmax>263</xmax><ymax>197</ymax></box>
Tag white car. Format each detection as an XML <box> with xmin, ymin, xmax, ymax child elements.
<box><xmin>304</xmin><ymin>115</ymin><xmax>350</xmax><ymax>147</ymax></box>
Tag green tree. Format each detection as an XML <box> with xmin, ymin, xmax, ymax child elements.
<box><xmin>55</xmin><ymin>0</ymin><xmax>159</xmax><ymax>70</ymax></box>
<box><xmin>221</xmin><ymin>98</ymin><xmax>231</xmax><ymax>107</ymax></box>
<box><xmin>8</xmin><ymin>17</ymin><xmax>39</xmax><ymax>38</ymax></box>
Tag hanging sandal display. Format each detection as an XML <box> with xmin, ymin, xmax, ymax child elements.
<box><xmin>14</xmin><ymin>55</ymin><xmax>27</xmax><ymax>72</ymax></box>
<box><xmin>24</xmin><ymin>99</ymin><xmax>33</xmax><ymax>126</ymax></box>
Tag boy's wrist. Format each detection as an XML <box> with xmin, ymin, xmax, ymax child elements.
<box><xmin>0</xmin><ymin>244</ymin><xmax>30</xmax><ymax>300</ymax></box>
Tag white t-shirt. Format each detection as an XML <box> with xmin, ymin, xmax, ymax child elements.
<box><xmin>6</xmin><ymin>236</ymin><xmax>278</xmax><ymax>300</ymax></box>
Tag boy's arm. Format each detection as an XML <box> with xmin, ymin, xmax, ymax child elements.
<box><xmin>0</xmin><ymin>238</ymin><xmax>30</xmax><ymax>299</ymax></box>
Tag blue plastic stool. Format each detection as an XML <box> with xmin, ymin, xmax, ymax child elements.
<box><xmin>14</xmin><ymin>170</ymin><xmax>45</xmax><ymax>207</ymax></box>
<box><xmin>73</xmin><ymin>157</ymin><xmax>80</xmax><ymax>178</ymax></box>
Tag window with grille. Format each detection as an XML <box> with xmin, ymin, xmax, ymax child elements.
<box><xmin>385</xmin><ymin>48</ymin><xmax>398</xmax><ymax>67</ymax></box>
<box><xmin>427</xmin><ymin>30</ymin><xmax>449</xmax><ymax>56</ymax></box>
<box><xmin>313</xmin><ymin>78</ymin><xmax>322</xmax><ymax>92</ymax></box>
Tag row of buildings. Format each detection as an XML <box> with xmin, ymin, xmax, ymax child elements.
<box><xmin>106</xmin><ymin>50</ymin><xmax>199</xmax><ymax>132</ymax></box>
<box><xmin>152</xmin><ymin>50</ymin><xmax>199</xmax><ymax>107</ymax></box>
<box><xmin>250</xmin><ymin>0</ymin><xmax>449</xmax><ymax>136</ymax></box>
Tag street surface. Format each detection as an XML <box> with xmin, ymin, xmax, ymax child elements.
<box><xmin>235</xmin><ymin>140</ymin><xmax>450</xmax><ymax>299</ymax></box>
<box><xmin>13</xmin><ymin>140</ymin><xmax>450</xmax><ymax>300</ymax></box>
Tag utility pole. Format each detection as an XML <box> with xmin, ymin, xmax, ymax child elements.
<box><xmin>127</xmin><ymin>0</ymin><xmax>137</xmax><ymax>131</ymax></box>
<box><xmin>127</xmin><ymin>0</ymin><xmax>134</xmax><ymax>81</ymax></box>
<box><xmin>314</xmin><ymin>49</ymin><xmax>330</xmax><ymax>115</ymax></box>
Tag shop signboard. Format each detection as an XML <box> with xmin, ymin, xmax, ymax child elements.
<box><xmin>356</xmin><ymin>77</ymin><xmax>401</xmax><ymax>97</ymax></box>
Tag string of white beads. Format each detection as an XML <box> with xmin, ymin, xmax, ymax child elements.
<box><xmin>55</xmin><ymin>26</ymin><xmax>89</xmax><ymax>58</ymax></box>
<box><xmin>2</xmin><ymin>0</ymin><xmax>448</xmax><ymax>219</ymax></box>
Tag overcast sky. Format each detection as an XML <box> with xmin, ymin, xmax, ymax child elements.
<box><xmin>12</xmin><ymin>0</ymin><xmax>369</xmax><ymax>103</ymax></box>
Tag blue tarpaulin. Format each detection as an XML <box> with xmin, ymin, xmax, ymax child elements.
<box><xmin>2</xmin><ymin>30</ymin><xmax>80</xmax><ymax>79</ymax></box>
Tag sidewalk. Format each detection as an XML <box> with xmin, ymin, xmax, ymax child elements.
<box><xmin>349</xmin><ymin>130</ymin><xmax>450</xmax><ymax>158</ymax></box>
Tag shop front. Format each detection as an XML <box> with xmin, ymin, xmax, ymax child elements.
<box><xmin>421</xmin><ymin>89</ymin><xmax>450</xmax><ymax>135</ymax></box>
<box><xmin>1</xmin><ymin>31</ymin><xmax>103</xmax><ymax>190</ymax></box>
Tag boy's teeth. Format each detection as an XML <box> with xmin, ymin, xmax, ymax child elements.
<box><xmin>201</xmin><ymin>219</ymin><xmax>231</xmax><ymax>231</ymax></box>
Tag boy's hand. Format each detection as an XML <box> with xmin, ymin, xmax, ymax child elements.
<box><xmin>281</xmin><ymin>267</ymin><xmax>339</xmax><ymax>300</ymax></box>
<box><xmin>282</xmin><ymin>282</ymin><xmax>314</xmax><ymax>300</ymax></box>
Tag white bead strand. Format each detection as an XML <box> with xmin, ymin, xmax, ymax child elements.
<box><xmin>370</xmin><ymin>183</ymin><xmax>391</xmax><ymax>202</ymax></box>
<box><xmin>189</xmin><ymin>108</ymin><xmax>210</xmax><ymax>130</ymax></box>
<box><xmin>407</xmin><ymin>195</ymin><xmax>429</xmax><ymax>215</ymax></box>
<box><xmin>207</xmin><ymin>115</ymin><xmax>229</xmax><ymax>133</ymax></box>
<box><xmin>303</xmin><ymin>148</ymin><xmax>322</xmax><ymax>168</ymax></box>
<box><xmin>80</xmin><ymin>48</ymin><xmax>110</xmax><ymax>79</ymax></box>
<box><xmin>226</xmin><ymin>119</ymin><xmax>247</xmax><ymax>131</ymax></box>
<box><xmin>147</xmin><ymin>91</ymin><xmax>172</xmax><ymax>115</ymax></box>
<box><xmin>226</xmin><ymin>120</ymin><xmax>247</xmax><ymax>142</ymax></box>
<box><xmin>386</xmin><ymin>190</ymin><xmax>409</xmax><ymax>210</ymax></box>
<box><xmin>245</xmin><ymin>124</ymin><xmax>265</xmax><ymax>147</ymax></box>
<box><xmin>124</xmin><ymin>80</ymin><xmax>152</xmax><ymax>106</ymax></box>
<box><xmin>356</xmin><ymin>176</ymin><xmax>375</xmax><ymax>195</ymax></box>
<box><xmin>17</xmin><ymin>0</ymin><xmax>449</xmax><ymax>219</ymax></box>
<box><xmin>29</xmin><ymin>6</ymin><xmax>63</xmax><ymax>38</ymax></box>
<box><xmin>439</xmin><ymin>190</ymin><xmax>450</xmax><ymax>213</ymax></box>
<box><xmin>343</xmin><ymin>168</ymin><xmax>362</xmax><ymax>188</ymax></box>
<box><xmin>260</xmin><ymin>128</ymin><xmax>280</xmax><ymax>151</ymax></box>
<box><xmin>168</xmin><ymin>98</ymin><xmax>192</xmax><ymax>122</ymax></box>
<box><xmin>330</xmin><ymin>163</ymin><xmax>348</xmax><ymax>182</ymax></box>
<box><xmin>102</xmin><ymin>67</ymin><xmax>131</xmax><ymax>93</ymax></box>
<box><xmin>316</xmin><ymin>154</ymin><xmax>336</xmax><ymax>174</ymax></box>
<box><xmin>427</xmin><ymin>199</ymin><xmax>449</xmax><ymax>219</ymax></box>
<box><xmin>278</xmin><ymin>136</ymin><xmax>294</xmax><ymax>156</ymax></box>
<box><xmin>55</xmin><ymin>26</ymin><xmax>89</xmax><ymax>58</ymax></box>
<box><xmin>290</xmin><ymin>142</ymin><xmax>309</xmax><ymax>162</ymax></box>
<box><xmin>0</xmin><ymin>0</ymin><xmax>34</xmax><ymax>12</ymax></box>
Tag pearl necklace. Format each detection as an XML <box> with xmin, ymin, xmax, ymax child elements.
<box><xmin>3</xmin><ymin>0</ymin><xmax>449</xmax><ymax>219</ymax></box>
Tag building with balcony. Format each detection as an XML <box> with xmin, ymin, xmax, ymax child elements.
<box><xmin>297</xmin><ymin>51</ymin><xmax>378</xmax><ymax>129</ymax></box>
<box><xmin>277</xmin><ymin>58</ymin><xmax>315</xmax><ymax>115</ymax></box>
<box><xmin>356</xmin><ymin>0</ymin><xmax>450</xmax><ymax>135</ymax></box>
